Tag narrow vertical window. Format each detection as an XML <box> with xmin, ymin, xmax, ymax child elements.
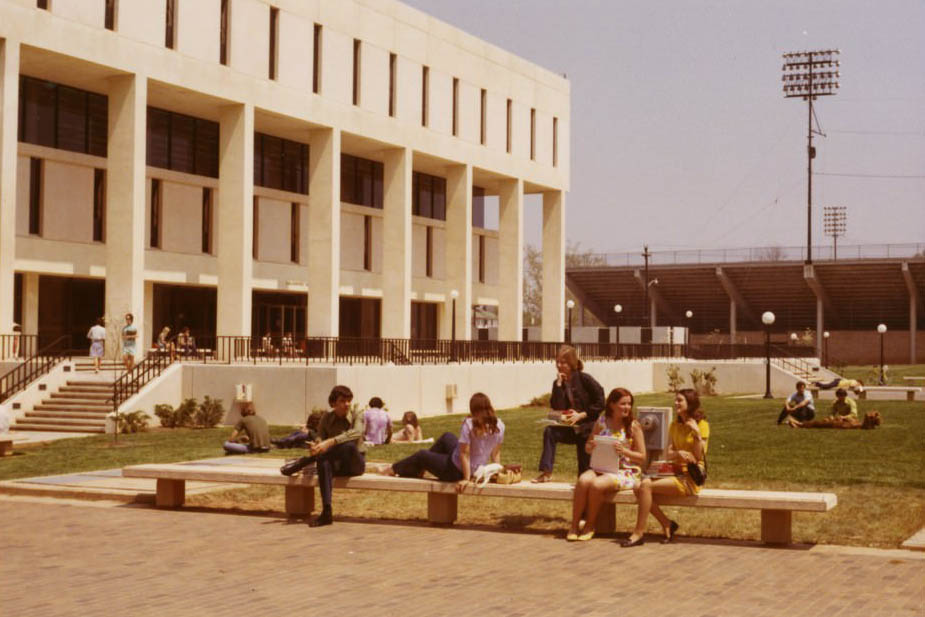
<box><xmin>530</xmin><ymin>108</ymin><xmax>536</xmax><ymax>161</ymax></box>
<box><xmin>553</xmin><ymin>116</ymin><xmax>558</xmax><ymax>167</ymax></box>
<box><xmin>268</xmin><ymin>7</ymin><xmax>279</xmax><ymax>80</ymax></box>
<box><xmin>252</xmin><ymin>196</ymin><xmax>259</xmax><ymax>260</ymax></box>
<box><xmin>220</xmin><ymin>0</ymin><xmax>229</xmax><ymax>65</ymax></box>
<box><xmin>93</xmin><ymin>169</ymin><xmax>105</xmax><ymax>242</ymax></box>
<box><xmin>28</xmin><ymin>158</ymin><xmax>42</xmax><ymax>235</ymax></box>
<box><xmin>312</xmin><ymin>24</ymin><xmax>322</xmax><ymax>94</ymax></box>
<box><xmin>388</xmin><ymin>53</ymin><xmax>396</xmax><ymax>117</ymax></box>
<box><xmin>480</xmin><ymin>88</ymin><xmax>486</xmax><ymax>145</ymax></box>
<box><xmin>506</xmin><ymin>98</ymin><xmax>512</xmax><ymax>154</ymax></box>
<box><xmin>452</xmin><ymin>77</ymin><xmax>459</xmax><ymax>136</ymax></box>
<box><xmin>478</xmin><ymin>235</ymin><xmax>486</xmax><ymax>284</ymax></box>
<box><xmin>202</xmin><ymin>188</ymin><xmax>213</xmax><ymax>253</ymax></box>
<box><xmin>425</xmin><ymin>226</ymin><xmax>433</xmax><ymax>278</ymax></box>
<box><xmin>363</xmin><ymin>215</ymin><xmax>372</xmax><ymax>271</ymax></box>
<box><xmin>105</xmin><ymin>0</ymin><xmax>116</xmax><ymax>30</ymax></box>
<box><xmin>165</xmin><ymin>0</ymin><xmax>176</xmax><ymax>49</ymax></box>
<box><xmin>290</xmin><ymin>202</ymin><xmax>300</xmax><ymax>263</ymax></box>
<box><xmin>37</xmin><ymin>0</ymin><xmax>48</xmax><ymax>9</ymax></box>
<box><xmin>150</xmin><ymin>178</ymin><xmax>161</xmax><ymax>248</ymax></box>
<box><xmin>352</xmin><ymin>39</ymin><xmax>361</xmax><ymax>106</ymax></box>
<box><xmin>421</xmin><ymin>66</ymin><xmax>429</xmax><ymax>127</ymax></box>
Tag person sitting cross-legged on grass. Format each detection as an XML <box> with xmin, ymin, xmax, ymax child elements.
<box><xmin>383</xmin><ymin>393</ymin><xmax>504</xmax><ymax>494</ymax></box>
<box><xmin>776</xmin><ymin>381</ymin><xmax>816</xmax><ymax>426</ymax></box>
<box><xmin>629</xmin><ymin>388</ymin><xmax>709</xmax><ymax>546</ymax></box>
<box><xmin>828</xmin><ymin>388</ymin><xmax>858</xmax><ymax>420</ymax></box>
<box><xmin>363</xmin><ymin>397</ymin><xmax>392</xmax><ymax>445</ymax></box>
<box><xmin>279</xmin><ymin>385</ymin><xmax>366</xmax><ymax>527</ymax></box>
<box><xmin>223</xmin><ymin>402</ymin><xmax>271</xmax><ymax>454</ymax></box>
<box><xmin>567</xmin><ymin>387</ymin><xmax>646</xmax><ymax>542</ymax></box>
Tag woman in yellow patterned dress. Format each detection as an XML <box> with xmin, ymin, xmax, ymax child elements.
<box><xmin>566</xmin><ymin>387</ymin><xmax>645</xmax><ymax>541</ymax></box>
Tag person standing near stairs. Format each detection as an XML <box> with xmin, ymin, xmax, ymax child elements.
<box><xmin>121</xmin><ymin>313</ymin><xmax>138</xmax><ymax>373</ymax></box>
<box><xmin>86</xmin><ymin>318</ymin><xmax>106</xmax><ymax>374</ymax></box>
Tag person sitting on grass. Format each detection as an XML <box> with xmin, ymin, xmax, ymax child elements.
<box><xmin>829</xmin><ymin>388</ymin><xmax>858</xmax><ymax>421</ymax></box>
<box><xmin>223</xmin><ymin>402</ymin><xmax>271</xmax><ymax>454</ymax></box>
<box><xmin>811</xmin><ymin>377</ymin><xmax>864</xmax><ymax>394</ymax></box>
<box><xmin>271</xmin><ymin>410</ymin><xmax>322</xmax><ymax>449</ymax></box>
<box><xmin>628</xmin><ymin>388</ymin><xmax>709</xmax><ymax>545</ymax></box>
<box><xmin>390</xmin><ymin>411</ymin><xmax>424</xmax><ymax>442</ymax></box>
<box><xmin>363</xmin><ymin>397</ymin><xmax>392</xmax><ymax>445</ymax></box>
<box><xmin>776</xmin><ymin>381</ymin><xmax>815</xmax><ymax>426</ymax></box>
<box><xmin>280</xmin><ymin>385</ymin><xmax>365</xmax><ymax>528</ymax></box>
<box><xmin>383</xmin><ymin>393</ymin><xmax>504</xmax><ymax>494</ymax></box>
<box><xmin>567</xmin><ymin>387</ymin><xmax>646</xmax><ymax>543</ymax></box>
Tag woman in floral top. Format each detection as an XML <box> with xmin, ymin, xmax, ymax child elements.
<box><xmin>567</xmin><ymin>387</ymin><xmax>645</xmax><ymax>542</ymax></box>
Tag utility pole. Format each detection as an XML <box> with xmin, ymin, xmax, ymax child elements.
<box><xmin>823</xmin><ymin>205</ymin><xmax>846</xmax><ymax>260</ymax></box>
<box><xmin>642</xmin><ymin>245</ymin><xmax>651</xmax><ymax>343</ymax></box>
<box><xmin>782</xmin><ymin>49</ymin><xmax>840</xmax><ymax>265</ymax></box>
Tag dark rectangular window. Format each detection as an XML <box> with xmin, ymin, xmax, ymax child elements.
<box><xmin>421</xmin><ymin>66</ymin><xmax>429</xmax><ymax>127</ymax></box>
<box><xmin>37</xmin><ymin>0</ymin><xmax>48</xmax><ymax>9</ymax></box>
<box><xmin>410</xmin><ymin>301</ymin><xmax>437</xmax><ymax>340</ymax></box>
<box><xmin>312</xmin><ymin>24</ymin><xmax>322</xmax><ymax>94</ymax></box>
<box><xmin>269</xmin><ymin>7</ymin><xmax>279</xmax><ymax>80</ymax></box>
<box><xmin>452</xmin><ymin>77</ymin><xmax>459</xmax><ymax>136</ymax></box>
<box><xmin>254</xmin><ymin>133</ymin><xmax>309</xmax><ymax>194</ymax></box>
<box><xmin>411</xmin><ymin>171</ymin><xmax>445</xmax><ymax>221</ymax></box>
<box><xmin>19</xmin><ymin>76</ymin><xmax>108</xmax><ymax>156</ymax></box>
<box><xmin>363</xmin><ymin>215</ymin><xmax>372</xmax><ymax>271</ymax></box>
<box><xmin>29</xmin><ymin>158</ymin><xmax>42</xmax><ymax>235</ymax></box>
<box><xmin>388</xmin><ymin>53</ymin><xmax>396</xmax><ymax>117</ymax></box>
<box><xmin>146</xmin><ymin>107</ymin><xmax>219</xmax><ymax>178</ymax></box>
<box><xmin>478</xmin><ymin>235</ymin><xmax>486</xmax><ymax>284</ymax></box>
<box><xmin>352</xmin><ymin>39</ymin><xmax>361</xmax><ymax>106</ymax></box>
<box><xmin>202</xmin><ymin>187</ymin><xmax>213</xmax><ymax>253</ymax></box>
<box><xmin>252</xmin><ymin>196</ymin><xmax>259</xmax><ymax>260</ymax></box>
<box><xmin>425</xmin><ymin>226</ymin><xmax>433</xmax><ymax>278</ymax></box>
<box><xmin>165</xmin><ymin>0</ymin><xmax>176</xmax><ymax>49</ymax></box>
<box><xmin>480</xmin><ymin>88</ymin><xmax>486</xmax><ymax>145</ymax></box>
<box><xmin>220</xmin><ymin>0</ymin><xmax>229</xmax><ymax>65</ymax></box>
<box><xmin>150</xmin><ymin>178</ymin><xmax>161</xmax><ymax>248</ymax></box>
<box><xmin>506</xmin><ymin>98</ymin><xmax>512</xmax><ymax>153</ymax></box>
<box><xmin>340</xmin><ymin>153</ymin><xmax>383</xmax><ymax>209</ymax></box>
<box><xmin>553</xmin><ymin>116</ymin><xmax>558</xmax><ymax>167</ymax></box>
<box><xmin>530</xmin><ymin>108</ymin><xmax>536</xmax><ymax>161</ymax></box>
<box><xmin>93</xmin><ymin>169</ymin><xmax>105</xmax><ymax>242</ymax></box>
<box><xmin>105</xmin><ymin>0</ymin><xmax>116</xmax><ymax>30</ymax></box>
<box><xmin>290</xmin><ymin>202</ymin><xmax>300</xmax><ymax>263</ymax></box>
<box><xmin>472</xmin><ymin>186</ymin><xmax>485</xmax><ymax>228</ymax></box>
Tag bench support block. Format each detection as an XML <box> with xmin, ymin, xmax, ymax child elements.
<box><xmin>285</xmin><ymin>486</ymin><xmax>314</xmax><ymax>516</ymax></box>
<box><xmin>428</xmin><ymin>493</ymin><xmax>458</xmax><ymax>524</ymax></box>
<box><xmin>156</xmin><ymin>478</ymin><xmax>186</xmax><ymax>508</ymax></box>
<box><xmin>595</xmin><ymin>503</ymin><xmax>616</xmax><ymax>534</ymax></box>
<box><xmin>0</xmin><ymin>439</ymin><xmax>13</xmax><ymax>457</ymax></box>
<box><xmin>761</xmin><ymin>509</ymin><xmax>792</xmax><ymax>544</ymax></box>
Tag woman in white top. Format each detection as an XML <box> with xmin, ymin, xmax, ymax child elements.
<box><xmin>86</xmin><ymin>318</ymin><xmax>106</xmax><ymax>373</ymax></box>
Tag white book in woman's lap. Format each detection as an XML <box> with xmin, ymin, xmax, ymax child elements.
<box><xmin>590</xmin><ymin>435</ymin><xmax>621</xmax><ymax>474</ymax></box>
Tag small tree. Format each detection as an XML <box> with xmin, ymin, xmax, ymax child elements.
<box><xmin>666</xmin><ymin>364</ymin><xmax>684</xmax><ymax>393</ymax></box>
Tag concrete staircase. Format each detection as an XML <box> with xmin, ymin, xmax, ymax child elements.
<box><xmin>11</xmin><ymin>378</ymin><xmax>114</xmax><ymax>434</ymax></box>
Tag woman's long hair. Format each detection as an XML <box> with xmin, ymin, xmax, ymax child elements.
<box><xmin>556</xmin><ymin>345</ymin><xmax>583</xmax><ymax>372</ymax></box>
<box><xmin>469</xmin><ymin>392</ymin><xmax>499</xmax><ymax>435</ymax></box>
<box><xmin>605</xmin><ymin>387</ymin><xmax>635</xmax><ymax>436</ymax></box>
<box><xmin>677</xmin><ymin>388</ymin><xmax>706</xmax><ymax>422</ymax></box>
<box><xmin>402</xmin><ymin>411</ymin><xmax>419</xmax><ymax>428</ymax></box>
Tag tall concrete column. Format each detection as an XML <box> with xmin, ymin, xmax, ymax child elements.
<box><xmin>443</xmin><ymin>163</ymin><xmax>472</xmax><ymax>340</ymax></box>
<box><xmin>23</xmin><ymin>272</ymin><xmax>39</xmax><ymax>335</ymax></box>
<box><xmin>307</xmin><ymin>127</ymin><xmax>340</xmax><ymax>336</ymax></box>
<box><xmin>816</xmin><ymin>299</ymin><xmax>824</xmax><ymax>359</ymax></box>
<box><xmin>143</xmin><ymin>281</ymin><xmax>154</xmax><ymax>349</ymax></box>
<box><xmin>0</xmin><ymin>39</ymin><xmax>20</xmax><ymax>335</ymax></box>
<box><xmin>541</xmin><ymin>189</ymin><xmax>564</xmax><ymax>342</ymax></box>
<box><xmin>498</xmin><ymin>178</ymin><xmax>524</xmax><ymax>341</ymax></box>
<box><xmin>217</xmin><ymin>103</ymin><xmax>254</xmax><ymax>337</ymax></box>
<box><xmin>382</xmin><ymin>147</ymin><xmax>412</xmax><ymax>338</ymax></box>
<box><xmin>729</xmin><ymin>300</ymin><xmax>737</xmax><ymax>343</ymax></box>
<box><xmin>106</xmin><ymin>74</ymin><xmax>147</xmax><ymax>348</ymax></box>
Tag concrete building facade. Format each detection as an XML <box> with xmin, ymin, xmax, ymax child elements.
<box><xmin>0</xmin><ymin>0</ymin><xmax>570</xmax><ymax>353</ymax></box>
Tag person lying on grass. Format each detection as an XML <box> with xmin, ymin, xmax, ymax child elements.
<box><xmin>567</xmin><ymin>387</ymin><xmax>646</xmax><ymax>542</ymax></box>
<box><xmin>390</xmin><ymin>411</ymin><xmax>424</xmax><ymax>442</ymax></box>
<box><xmin>383</xmin><ymin>393</ymin><xmax>504</xmax><ymax>494</ymax></box>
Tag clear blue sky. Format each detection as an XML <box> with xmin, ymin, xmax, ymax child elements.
<box><xmin>402</xmin><ymin>0</ymin><xmax>925</xmax><ymax>256</ymax></box>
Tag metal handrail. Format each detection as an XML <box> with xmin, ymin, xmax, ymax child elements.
<box><xmin>0</xmin><ymin>335</ymin><xmax>71</xmax><ymax>403</ymax></box>
<box><xmin>112</xmin><ymin>351</ymin><xmax>174</xmax><ymax>411</ymax></box>
<box><xmin>0</xmin><ymin>334</ymin><xmax>38</xmax><ymax>360</ymax></box>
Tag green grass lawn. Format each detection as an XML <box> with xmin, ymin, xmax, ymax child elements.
<box><xmin>2</xmin><ymin>393</ymin><xmax>923</xmax><ymax>548</ymax></box>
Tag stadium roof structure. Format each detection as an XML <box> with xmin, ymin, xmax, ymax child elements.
<box><xmin>566</xmin><ymin>248</ymin><xmax>925</xmax><ymax>335</ymax></box>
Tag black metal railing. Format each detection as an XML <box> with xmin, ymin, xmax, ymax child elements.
<box><xmin>0</xmin><ymin>335</ymin><xmax>70</xmax><ymax>403</ymax></box>
<box><xmin>112</xmin><ymin>351</ymin><xmax>175</xmax><ymax>411</ymax></box>
<box><xmin>0</xmin><ymin>334</ymin><xmax>38</xmax><ymax>360</ymax></box>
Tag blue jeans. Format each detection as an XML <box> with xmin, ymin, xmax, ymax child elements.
<box><xmin>223</xmin><ymin>441</ymin><xmax>270</xmax><ymax>454</ymax></box>
<box><xmin>391</xmin><ymin>432</ymin><xmax>463</xmax><ymax>482</ymax></box>
<box><xmin>538</xmin><ymin>425</ymin><xmax>590</xmax><ymax>475</ymax></box>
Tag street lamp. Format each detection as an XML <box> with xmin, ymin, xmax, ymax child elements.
<box><xmin>685</xmin><ymin>310</ymin><xmax>693</xmax><ymax>349</ymax></box>
<box><xmin>823</xmin><ymin>331</ymin><xmax>830</xmax><ymax>368</ymax></box>
<box><xmin>613</xmin><ymin>304</ymin><xmax>622</xmax><ymax>348</ymax></box>
<box><xmin>877</xmin><ymin>324</ymin><xmax>887</xmax><ymax>384</ymax></box>
<box><xmin>450</xmin><ymin>289</ymin><xmax>459</xmax><ymax>362</ymax></box>
<box><xmin>790</xmin><ymin>332</ymin><xmax>798</xmax><ymax>345</ymax></box>
<box><xmin>566</xmin><ymin>299</ymin><xmax>575</xmax><ymax>343</ymax></box>
<box><xmin>762</xmin><ymin>311</ymin><xmax>776</xmax><ymax>399</ymax></box>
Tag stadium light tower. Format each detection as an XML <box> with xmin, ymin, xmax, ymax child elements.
<box><xmin>782</xmin><ymin>48</ymin><xmax>840</xmax><ymax>265</ymax></box>
<box><xmin>823</xmin><ymin>206</ymin><xmax>846</xmax><ymax>260</ymax></box>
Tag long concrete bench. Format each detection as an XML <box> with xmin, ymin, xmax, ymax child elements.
<box><xmin>858</xmin><ymin>386</ymin><xmax>921</xmax><ymax>401</ymax></box>
<box><xmin>122</xmin><ymin>459</ymin><xmax>837</xmax><ymax>545</ymax></box>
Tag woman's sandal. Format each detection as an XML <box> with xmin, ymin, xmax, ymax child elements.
<box><xmin>531</xmin><ymin>473</ymin><xmax>552</xmax><ymax>484</ymax></box>
<box><xmin>620</xmin><ymin>535</ymin><xmax>645</xmax><ymax>548</ymax></box>
<box><xmin>577</xmin><ymin>530</ymin><xmax>595</xmax><ymax>542</ymax></box>
<box><xmin>566</xmin><ymin>531</ymin><xmax>579</xmax><ymax>542</ymax></box>
<box><xmin>662</xmin><ymin>520</ymin><xmax>680</xmax><ymax>544</ymax></box>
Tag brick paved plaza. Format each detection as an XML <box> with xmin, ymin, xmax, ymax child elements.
<box><xmin>2</xmin><ymin>496</ymin><xmax>922</xmax><ymax>616</ymax></box>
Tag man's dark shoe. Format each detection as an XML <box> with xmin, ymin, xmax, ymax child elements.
<box><xmin>309</xmin><ymin>510</ymin><xmax>333</xmax><ymax>527</ymax></box>
<box><xmin>280</xmin><ymin>458</ymin><xmax>305</xmax><ymax>476</ymax></box>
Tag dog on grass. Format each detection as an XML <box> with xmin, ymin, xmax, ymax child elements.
<box><xmin>788</xmin><ymin>411</ymin><xmax>882</xmax><ymax>430</ymax></box>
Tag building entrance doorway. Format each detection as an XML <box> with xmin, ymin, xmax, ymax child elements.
<box><xmin>152</xmin><ymin>284</ymin><xmax>216</xmax><ymax>347</ymax></box>
<box><xmin>251</xmin><ymin>291</ymin><xmax>307</xmax><ymax>340</ymax></box>
<box><xmin>38</xmin><ymin>275</ymin><xmax>104</xmax><ymax>351</ymax></box>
